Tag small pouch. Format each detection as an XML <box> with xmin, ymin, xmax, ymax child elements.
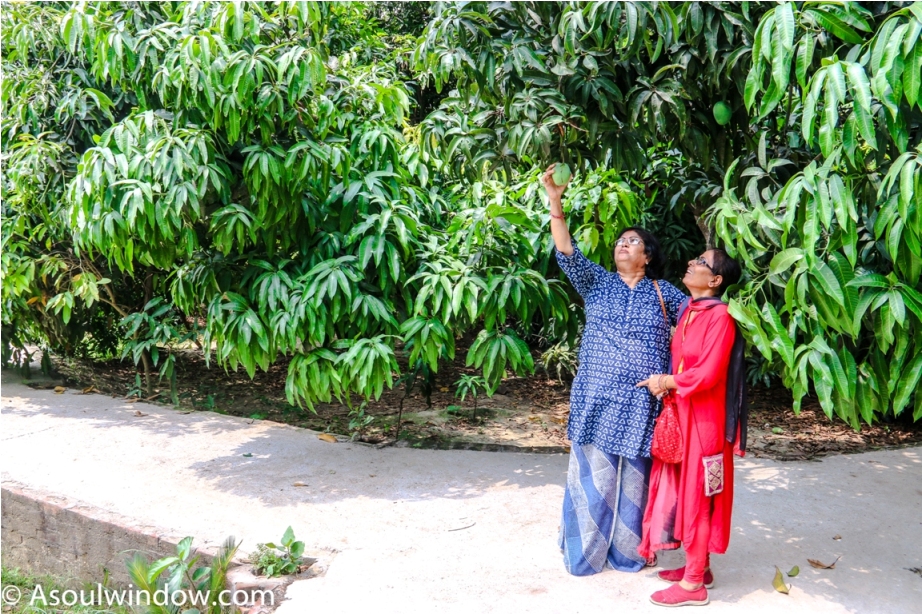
<box><xmin>702</xmin><ymin>452</ymin><xmax>724</xmax><ymax>497</ymax></box>
<box><xmin>651</xmin><ymin>393</ymin><xmax>683</xmax><ymax>464</ymax></box>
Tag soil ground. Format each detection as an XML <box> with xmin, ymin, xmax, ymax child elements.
<box><xmin>44</xmin><ymin>349</ymin><xmax>922</xmax><ymax>460</ymax></box>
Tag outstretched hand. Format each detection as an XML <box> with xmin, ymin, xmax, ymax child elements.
<box><xmin>542</xmin><ymin>164</ymin><xmax>568</xmax><ymax>202</ymax></box>
<box><xmin>637</xmin><ymin>375</ymin><xmax>668</xmax><ymax>399</ymax></box>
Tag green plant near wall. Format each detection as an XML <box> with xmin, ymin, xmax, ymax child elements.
<box><xmin>253</xmin><ymin>527</ymin><xmax>307</xmax><ymax>578</ymax></box>
<box><xmin>125</xmin><ymin>535</ymin><xmax>239</xmax><ymax>614</ymax></box>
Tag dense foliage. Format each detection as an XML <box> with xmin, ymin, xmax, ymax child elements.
<box><xmin>711</xmin><ymin>1</ymin><xmax>922</xmax><ymax>426</ymax></box>
<box><xmin>1</xmin><ymin>1</ymin><xmax>573</xmax><ymax>411</ymax></box>
<box><xmin>2</xmin><ymin>1</ymin><xmax>920</xmax><ymax>427</ymax></box>
<box><xmin>416</xmin><ymin>1</ymin><xmax>922</xmax><ymax>426</ymax></box>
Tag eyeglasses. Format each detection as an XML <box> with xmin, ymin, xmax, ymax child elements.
<box><xmin>615</xmin><ymin>237</ymin><xmax>644</xmax><ymax>247</ymax></box>
<box><xmin>693</xmin><ymin>256</ymin><xmax>715</xmax><ymax>273</ymax></box>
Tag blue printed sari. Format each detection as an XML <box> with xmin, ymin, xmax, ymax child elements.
<box><xmin>559</xmin><ymin>443</ymin><xmax>651</xmax><ymax>575</ymax></box>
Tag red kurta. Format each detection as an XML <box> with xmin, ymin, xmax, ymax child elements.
<box><xmin>640</xmin><ymin>301</ymin><xmax>740</xmax><ymax>564</ymax></box>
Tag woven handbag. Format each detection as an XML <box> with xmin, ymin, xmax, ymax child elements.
<box><xmin>652</xmin><ymin>393</ymin><xmax>683</xmax><ymax>463</ymax></box>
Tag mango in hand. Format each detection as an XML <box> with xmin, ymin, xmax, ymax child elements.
<box><xmin>552</xmin><ymin>163</ymin><xmax>571</xmax><ymax>186</ymax></box>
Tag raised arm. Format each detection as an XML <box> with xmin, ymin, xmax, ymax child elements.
<box><xmin>543</xmin><ymin>164</ymin><xmax>573</xmax><ymax>256</ymax></box>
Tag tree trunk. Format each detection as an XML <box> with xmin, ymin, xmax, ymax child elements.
<box><xmin>140</xmin><ymin>272</ymin><xmax>155</xmax><ymax>397</ymax></box>
<box><xmin>395</xmin><ymin>396</ymin><xmax>405</xmax><ymax>442</ymax></box>
<box><xmin>141</xmin><ymin>349</ymin><xmax>153</xmax><ymax>398</ymax></box>
<box><xmin>692</xmin><ymin>205</ymin><xmax>716</xmax><ymax>249</ymax></box>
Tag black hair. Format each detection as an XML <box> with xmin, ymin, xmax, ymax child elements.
<box><xmin>710</xmin><ymin>248</ymin><xmax>742</xmax><ymax>296</ymax></box>
<box><xmin>617</xmin><ymin>226</ymin><xmax>665</xmax><ymax>279</ymax></box>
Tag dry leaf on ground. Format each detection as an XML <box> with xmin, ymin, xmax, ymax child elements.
<box><xmin>80</xmin><ymin>386</ymin><xmax>97</xmax><ymax>394</ymax></box>
<box><xmin>447</xmin><ymin>522</ymin><xmax>476</xmax><ymax>532</ymax></box>
<box><xmin>54</xmin><ymin>386</ymin><xmax>66</xmax><ymax>394</ymax></box>
<box><xmin>772</xmin><ymin>566</ymin><xmax>790</xmax><ymax>594</ymax></box>
<box><xmin>832</xmin><ymin>534</ymin><xmax>842</xmax><ymax>540</ymax></box>
<box><xmin>318</xmin><ymin>433</ymin><xmax>337</xmax><ymax>443</ymax></box>
<box><xmin>133</xmin><ymin>410</ymin><xmax>147</xmax><ymax>417</ymax></box>
<box><xmin>293</xmin><ymin>482</ymin><xmax>307</xmax><ymax>487</ymax></box>
<box><xmin>808</xmin><ymin>556</ymin><xmax>840</xmax><ymax>569</ymax></box>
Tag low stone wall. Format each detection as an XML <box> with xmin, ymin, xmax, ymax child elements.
<box><xmin>1</xmin><ymin>483</ymin><xmax>317</xmax><ymax>612</ymax></box>
<box><xmin>1</xmin><ymin>483</ymin><xmax>205</xmax><ymax>588</ymax></box>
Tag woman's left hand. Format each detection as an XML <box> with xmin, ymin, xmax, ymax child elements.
<box><xmin>637</xmin><ymin>374</ymin><xmax>668</xmax><ymax>398</ymax></box>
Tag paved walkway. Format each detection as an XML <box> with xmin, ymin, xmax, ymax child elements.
<box><xmin>2</xmin><ymin>369</ymin><xmax>920</xmax><ymax>613</ymax></box>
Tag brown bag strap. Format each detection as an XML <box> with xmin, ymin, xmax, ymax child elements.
<box><xmin>652</xmin><ymin>279</ymin><xmax>668</xmax><ymax>326</ymax></box>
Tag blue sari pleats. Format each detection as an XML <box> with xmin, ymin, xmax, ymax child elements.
<box><xmin>559</xmin><ymin>443</ymin><xmax>651</xmax><ymax>575</ymax></box>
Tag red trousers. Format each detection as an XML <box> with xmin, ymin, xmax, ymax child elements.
<box><xmin>683</xmin><ymin>497</ymin><xmax>713</xmax><ymax>585</ymax></box>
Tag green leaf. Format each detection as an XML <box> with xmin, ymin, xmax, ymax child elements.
<box><xmin>846</xmin><ymin>62</ymin><xmax>872</xmax><ymax>114</ymax></box>
<box><xmin>906</xmin><ymin>40</ymin><xmax>922</xmax><ymax>109</ymax></box>
<box><xmin>806</xmin><ymin>8</ymin><xmax>865</xmax><ymax>44</ymax></box>
<box><xmin>773</xmin><ymin>566</ymin><xmax>790</xmax><ymax>594</ymax></box>
<box><xmin>776</xmin><ymin>3</ymin><xmax>795</xmax><ymax>52</ymax></box>
<box><xmin>899</xmin><ymin>159</ymin><xmax>916</xmax><ymax>217</ymax></box>
<box><xmin>813</xmin><ymin>262</ymin><xmax>846</xmax><ymax>309</ymax></box>
<box><xmin>809</xmin><ymin>350</ymin><xmax>835</xmax><ymax>417</ymax></box>
<box><xmin>744</xmin><ymin>66</ymin><xmax>762</xmax><ymax>111</ymax></box>
<box><xmin>848</xmin><ymin>273</ymin><xmax>891</xmax><ymax>289</ymax></box>
<box><xmin>281</xmin><ymin>526</ymin><xmax>295</xmax><ymax>547</ymax></box>
<box><xmin>803</xmin><ymin>69</ymin><xmax>827</xmax><ymax>145</ymax></box>
<box><xmin>796</xmin><ymin>35</ymin><xmax>815</xmax><ymax>89</ymax></box>
<box><xmin>893</xmin><ymin>354</ymin><xmax>922</xmax><ymax>416</ymax></box>
<box><xmin>769</xmin><ymin>248</ymin><xmax>804</xmax><ymax>275</ymax></box>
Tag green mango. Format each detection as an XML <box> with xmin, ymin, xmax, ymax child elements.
<box><xmin>552</xmin><ymin>163</ymin><xmax>571</xmax><ymax>186</ymax></box>
<box><xmin>713</xmin><ymin>101</ymin><xmax>732</xmax><ymax>125</ymax></box>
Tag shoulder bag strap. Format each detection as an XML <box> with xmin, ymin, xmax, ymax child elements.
<box><xmin>652</xmin><ymin>279</ymin><xmax>669</xmax><ymax>326</ymax></box>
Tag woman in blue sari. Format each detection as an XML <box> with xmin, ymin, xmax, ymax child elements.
<box><xmin>544</xmin><ymin>166</ymin><xmax>685</xmax><ymax>575</ymax></box>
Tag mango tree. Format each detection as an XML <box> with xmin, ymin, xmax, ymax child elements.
<box><xmin>1</xmin><ymin>1</ymin><xmax>571</xmax><ymax>417</ymax></box>
<box><xmin>414</xmin><ymin>0</ymin><xmax>921</xmax><ymax>425</ymax></box>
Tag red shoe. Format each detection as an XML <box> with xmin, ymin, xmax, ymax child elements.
<box><xmin>656</xmin><ymin>567</ymin><xmax>714</xmax><ymax>589</ymax></box>
<box><xmin>650</xmin><ymin>583</ymin><xmax>709</xmax><ymax>607</ymax></box>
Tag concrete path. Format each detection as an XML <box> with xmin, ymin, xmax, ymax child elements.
<box><xmin>2</xmin><ymin>369</ymin><xmax>920</xmax><ymax>613</ymax></box>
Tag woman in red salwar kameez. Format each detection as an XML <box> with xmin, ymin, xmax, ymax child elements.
<box><xmin>636</xmin><ymin>249</ymin><xmax>745</xmax><ymax>607</ymax></box>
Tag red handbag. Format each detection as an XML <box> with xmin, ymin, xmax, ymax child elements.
<box><xmin>652</xmin><ymin>393</ymin><xmax>683</xmax><ymax>463</ymax></box>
